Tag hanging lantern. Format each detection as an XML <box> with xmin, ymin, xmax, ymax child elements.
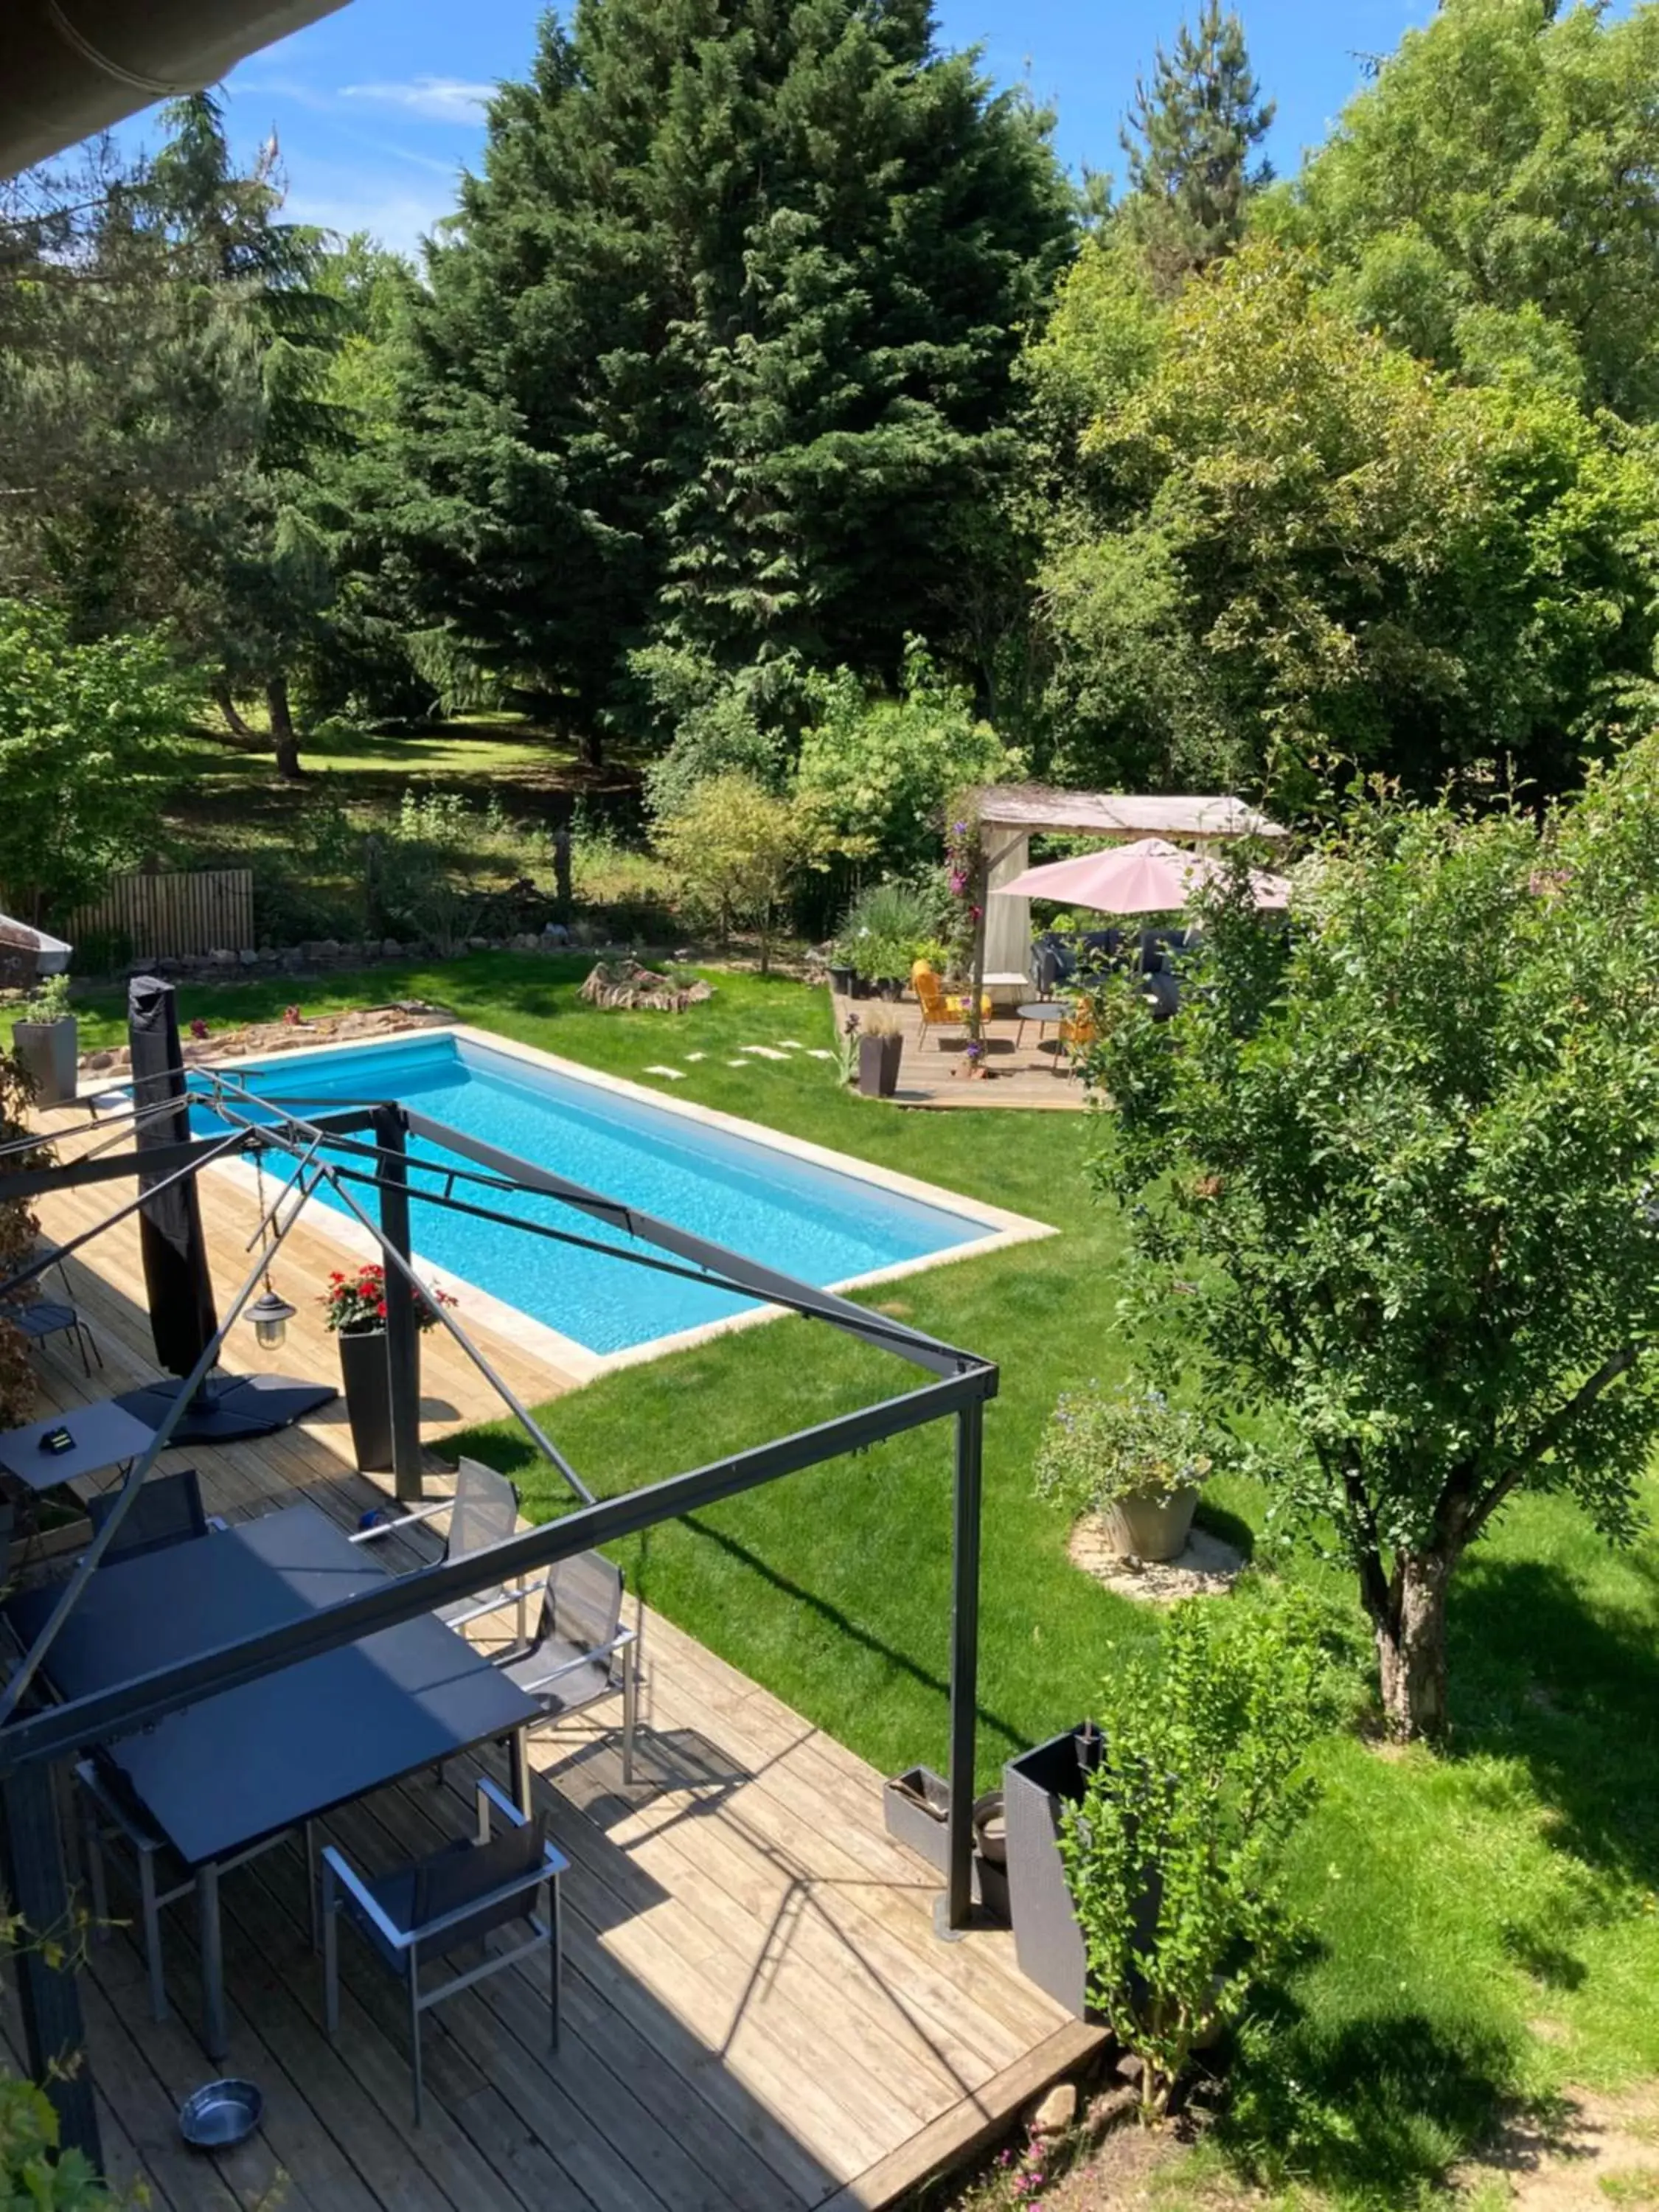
<box><xmin>247</xmin><ymin>1285</ymin><xmax>297</xmax><ymax>1351</ymax></box>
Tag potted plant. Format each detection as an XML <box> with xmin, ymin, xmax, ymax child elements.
<box><xmin>319</xmin><ymin>1263</ymin><xmax>456</xmax><ymax>1472</ymax></box>
<box><xmin>10</xmin><ymin>974</ymin><xmax>77</xmax><ymax>1107</ymax></box>
<box><xmin>1034</xmin><ymin>1382</ymin><xmax>1213</xmax><ymax>1563</ymax></box>
<box><xmin>857</xmin><ymin>1007</ymin><xmax>904</xmax><ymax>1097</ymax></box>
<box><xmin>827</xmin><ymin>944</ymin><xmax>856</xmax><ymax>997</ymax></box>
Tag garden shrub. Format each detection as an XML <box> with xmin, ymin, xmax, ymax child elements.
<box><xmin>1058</xmin><ymin>1599</ymin><xmax>1321</xmax><ymax>2123</ymax></box>
<box><xmin>837</xmin><ymin>875</ymin><xmax>952</xmax><ymax>984</ymax></box>
<box><xmin>1034</xmin><ymin>1381</ymin><xmax>1214</xmax><ymax>1514</ymax></box>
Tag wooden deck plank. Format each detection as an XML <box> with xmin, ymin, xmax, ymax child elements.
<box><xmin>7</xmin><ymin>1107</ymin><xmax>1083</xmax><ymax>2211</ymax></box>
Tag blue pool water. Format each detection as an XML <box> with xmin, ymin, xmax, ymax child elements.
<box><xmin>187</xmin><ymin>1034</ymin><xmax>985</xmax><ymax>1354</ymax></box>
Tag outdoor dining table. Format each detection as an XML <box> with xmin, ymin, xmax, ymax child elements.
<box><xmin>4</xmin><ymin>1497</ymin><xmax>539</xmax><ymax>2058</ymax></box>
<box><xmin>0</xmin><ymin>1400</ymin><xmax>160</xmax><ymax>1494</ymax></box>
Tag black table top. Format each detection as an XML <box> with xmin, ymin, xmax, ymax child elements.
<box><xmin>0</xmin><ymin>1401</ymin><xmax>159</xmax><ymax>1492</ymax></box>
<box><xmin>6</xmin><ymin>1500</ymin><xmax>537</xmax><ymax>1865</ymax></box>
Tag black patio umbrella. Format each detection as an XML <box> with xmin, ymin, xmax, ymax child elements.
<box><xmin>116</xmin><ymin>976</ymin><xmax>335</xmax><ymax>1443</ymax></box>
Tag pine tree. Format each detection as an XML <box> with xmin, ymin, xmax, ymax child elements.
<box><xmin>1119</xmin><ymin>1</ymin><xmax>1274</xmax><ymax>293</ymax></box>
<box><xmin>394</xmin><ymin>0</ymin><xmax>1072</xmax><ymax>759</ymax></box>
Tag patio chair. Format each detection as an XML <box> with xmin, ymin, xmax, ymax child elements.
<box><xmin>86</xmin><ymin>1468</ymin><xmax>210</xmax><ymax>1562</ymax></box>
<box><xmin>77</xmin><ymin>1756</ymin><xmax>319</xmax><ymax>2025</ymax></box>
<box><xmin>910</xmin><ymin>961</ymin><xmax>992</xmax><ymax>1046</ymax></box>
<box><xmin>1058</xmin><ymin>1004</ymin><xmax>1098</xmax><ymax>1074</ymax></box>
<box><xmin>1</xmin><ymin>1295</ymin><xmax>100</xmax><ymax>1377</ymax></box>
<box><xmin>321</xmin><ymin>1774</ymin><xmax>567</xmax><ymax>2124</ymax></box>
<box><xmin>351</xmin><ymin>1455</ymin><xmax>531</xmax><ymax>1638</ymax></box>
<box><xmin>493</xmin><ymin>1551</ymin><xmax>638</xmax><ymax>1784</ymax></box>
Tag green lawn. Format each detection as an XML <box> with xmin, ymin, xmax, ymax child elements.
<box><xmin>74</xmin><ymin>955</ymin><xmax>1659</xmax><ymax>2205</ymax></box>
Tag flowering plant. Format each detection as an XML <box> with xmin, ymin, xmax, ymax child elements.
<box><xmin>188</xmin><ymin>1016</ymin><xmax>209</xmax><ymax>1041</ymax></box>
<box><xmin>282</xmin><ymin>1004</ymin><xmax>303</xmax><ymax>1026</ymax></box>
<box><xmin>319</xmin><ymin>1263</ymin><xmax>456</xmax><ymax>1335</ymax></box>
<box><xmin>1034</xmin><ymin>1382</ymin><xmax>1213</xmax><ymax>1515</ymax></box>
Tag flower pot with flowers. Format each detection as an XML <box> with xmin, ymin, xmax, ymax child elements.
<box><xmin>1034</xmin><ymin>1382</ymin><xmax>1214</xmax><ymax>1563</ymax></box>
<box><xmin>319</xmin><ymin>1265</ymin><xmax>455</xmax><ymax>1472</ymax></box>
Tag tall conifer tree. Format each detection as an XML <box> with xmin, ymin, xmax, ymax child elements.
<box><xmin>396</xmin><ymin>0</ymin><xmax>1071</xmax><ymax>757</ymax></box>
<box><xmin>1119</xmin><ymin>1</ymin><xmax>1274</xmax><ymax>293</ymax></box>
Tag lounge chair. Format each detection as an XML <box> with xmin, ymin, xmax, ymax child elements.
<box><xmin>493</xmin><ymin>1551</ymin><xmax>638</xmax><ymax>1783</ymax></box>
<box><xmin>910</xmin><ymin>961</ymin><xmax>993</xmax><ymax>1046</ymax></box>
<box><xmin>321</xmin><ymin>1774</ymin><xmax>567</xmax><ymax>2124</ymax></box>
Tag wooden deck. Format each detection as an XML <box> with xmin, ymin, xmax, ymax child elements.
<box><xmin>835</xmin><ymin>995</ymin><xmax>1091</xmax><ymax>1111</ymax></box>
<box><xmin>1</xmin><ymin>1116</ymin><xmax>1097</xmax><ymax>2209</ymax></box>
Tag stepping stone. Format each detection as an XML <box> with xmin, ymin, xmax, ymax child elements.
<box><xmin>806</xmin><ymin>1048</ymin><xmax>836</xmax><ymax>1060</ymax></box>
<box><xmin>644</xmin><ymin>1065</ymin><xmax>686</xmax><ymax>1080</ymax></box>
<box><xmin>738</xmin><ymin>1044</ymin><xmax>789</xmax><ymax>1060</ymax></box>
<box><xmin>684</xmin><ymin>1051</ymin><xmax>706</xmax><ymax>1062</ymax></box>
<box><xmin>726</xmin><ymin>1059</ymin><xmax>751</xmax><ymax>1069</ymax></box>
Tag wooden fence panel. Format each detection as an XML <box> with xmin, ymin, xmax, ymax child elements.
<box><xmin>69</xmin><ymin>869</ymin><xmax>256</xmax><ymax>961</ymax></box>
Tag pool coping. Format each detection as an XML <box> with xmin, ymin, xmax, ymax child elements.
<box><xmin>192</xmin><ymin>1022</ymin><xmax>1057</xmax><ymax>1385</ymax></box>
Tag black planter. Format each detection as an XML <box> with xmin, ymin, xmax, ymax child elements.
<box><xmin>828</xmin><ymin>963</ymin><xmax>855</xmax><ymax>995</ymax></box>
<box><xmin>1004</xmin><ymin>1723</ymin><xmax>1155</xmax><ymax>2017</ymax></box>
<box><xmin>874</xmin><ymin>977</ymin><xmax>903</xmax><ymax>1002</ymax></box>
<box><xmin>849</xmin><ymin>974</ymin><xmax>873</xmax><ymax>999</ymax></box>
<box><xmin>858</xmin><ymin>1032</ymin><xmax>903</xmax><ymax>1098</ymax></box>
<box><xmin>337</xmin><ymin>1326</ymin><xmax>394</xmax><ymax>1472</ymax></box>
<box><xmin>12</xmin><ymin>1018</ymin><xmax>77</xmax><ymax>1107</ymax></box>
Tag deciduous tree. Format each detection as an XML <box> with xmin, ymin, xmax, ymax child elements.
<box><xmin>1085</xmin><ymin>756</ymin><xmax>1659</xmax><ymax>1739</ymax></box>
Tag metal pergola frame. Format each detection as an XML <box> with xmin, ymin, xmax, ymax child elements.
<box><xmin>0</xmin><ymin>1082</ymin><xmax>994</xmax><ymax>2170</ymax></box>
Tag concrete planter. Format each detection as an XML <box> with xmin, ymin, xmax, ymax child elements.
<box><xmin>11</xmin><ymin>1017</ymin><xmax>77</xmax><ymax>1107</ymax></box>
<box><xmin>1102</xmin><ymin>1483</ymin><xmax>1201</xmax><ymax>1563</ymax></box>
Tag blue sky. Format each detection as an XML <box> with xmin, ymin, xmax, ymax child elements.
<box><xmin>159</xmin><ymin>0</ymin><xmax>1433</xmax><ymax>258</ymax></box>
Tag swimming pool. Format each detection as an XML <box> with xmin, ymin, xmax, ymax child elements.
<box><xmin>187</xmin><ymin>1031</ymin><xmax>1013</xmax><ymax>1361</ymax></box>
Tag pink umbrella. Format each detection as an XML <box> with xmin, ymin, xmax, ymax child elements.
<box><xmin>995</xmin><ymin>837</ymin><xmax>1289</xmax><ymax>914</ymax></box>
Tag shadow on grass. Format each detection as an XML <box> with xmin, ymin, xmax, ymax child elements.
<box><xmin>1218</xmin><ymin>1997</ymin><xmax>1520</xmax><ymax>2204</ymax></box>
<box><xmin>1449</xmin><ymin>1555</ymin><xmax>1659</xmax><ymax>1887</ymax></box>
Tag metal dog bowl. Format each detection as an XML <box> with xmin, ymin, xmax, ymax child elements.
<box><xmin>178</xmin><ymin>2079</ymin><xmax>262</xmax><ymax>2149</ymax></box>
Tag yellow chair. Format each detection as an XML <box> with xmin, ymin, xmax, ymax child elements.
<box><xmin>911</xmin><ymin>961</ymin><xmax>992</xmax><ymax>1044</ymax></box>
<box><xmin>1058</xmin><ymin>1002</ymin><xmax>1097</xmax><ymax>1074</ymax></box>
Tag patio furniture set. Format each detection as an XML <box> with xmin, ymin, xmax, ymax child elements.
<box><xmin>0</xmin><ymin>1417</ymin><xmax>639</xmax><ymax>2119</ymax></box>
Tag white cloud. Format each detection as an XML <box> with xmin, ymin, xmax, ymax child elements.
<box><xmin>340</xmin><ymin>75</ymin><xmax>495</xmax><ymax>123</ymax></box>
<box><xmin>284</xmin><ymin>169</ymin><xmax>459</xmax><ymax>257</ymax></box>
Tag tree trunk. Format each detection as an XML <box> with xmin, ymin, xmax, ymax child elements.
<box><xmin>212</xmin><ymin>684</ymin><xmax>256</xmax><ymax>741</ymax></box>
<box><xmin>265</xmin><ymin>677</ymin><xmax>305</xmax><ymax>781</ymax></box>
<box><xmin>552</xmin><ymin>824</ymin><xmax>572</xmax><ymax>916</ymax></box>
<box><xmin>1375</xmin><ymin>1548</ymin><xmax>1454</xmax><ymax>1742</ymax></box>
<box><xmin>580</xmin><ymin>726</ymin><xmax>603</xmax><ymax>769</ymax></box>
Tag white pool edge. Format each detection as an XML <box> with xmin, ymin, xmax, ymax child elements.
<box><xmin>193</xmin><ymin>1023</ymin><xmax>1056</xmax><ymax>1384</ymax></box>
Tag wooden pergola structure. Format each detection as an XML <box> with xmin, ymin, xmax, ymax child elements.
<box><xmin>976</xmin><ymin>785</ymin><xmax>1287</xmax><ymax>986</ymax></box>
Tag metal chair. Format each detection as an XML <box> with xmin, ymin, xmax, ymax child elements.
<box><xmin>2</xmin><ymin>1295</ymin><xmax>100</xmax><ymax>1377</ymax></box>
<box><xmin>76</xmin><ymin>1757</ymin><xmax>319</xmax><ymax>2025</ymax></box>
<box><xmin>321</xmin><ymin>1775</ymin><xmax>566</xmax><ymax>2124</ymax></box>
<box><xmin>350</xmin><ymin>1455</ymin><xmax>531</xmax><ymax>1637</ymax></box>
<box><xmin>86</xmin><ymin>1468</ymin><xmax>209</xmax><ymax>1562</ymax></box>
<box><xmin>493</xmin><ymin>1551</ymin><xmax>638</xmax><ymax>1783</ymax></box>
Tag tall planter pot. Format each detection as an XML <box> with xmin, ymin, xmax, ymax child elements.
<box><xmin>337</xmin><ymin>1326</ymin><xmax>395</xmax><ymax>1472</ymax></box>
<box><xmin>1004</xmin><ymin>1723</ymin><xmax>1160</xmax><ymax>2018</ymax></box>
<box><xmin>858</xmin><ymin>1032</ymin><xmax>903</xmax><ymax>1099</ymax></box>
<box><xmin>11</xmin><ymin>1018</ymin><xmax>77</xmax><ymax>1107</ymax></box>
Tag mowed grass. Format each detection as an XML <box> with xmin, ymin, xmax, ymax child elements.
<box><xmin>74</xmin><ymin>955</ymin><xmax>1659</xmax><ymax>2203</ymax></box>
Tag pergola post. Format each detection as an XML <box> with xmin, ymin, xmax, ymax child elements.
<box><xmin>0</xmin><ymin>1764</ymin><xmax>101</xmax><ymax>2169</ymax></box>
<box><xmin>945</xmin><ymin>1397</ymin><xmax>984</xmax><ymax>1931</ymax></box>
<box><xmin>372</xmin><ymin>1107</ymin><xmax>423</xmax><ymax>1505</ymax></box>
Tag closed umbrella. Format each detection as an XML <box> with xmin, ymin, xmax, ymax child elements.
<box><xmin>995</xmin><ymin>837</ymin><xmax>1289</xmax><ymax>913</ymax></box>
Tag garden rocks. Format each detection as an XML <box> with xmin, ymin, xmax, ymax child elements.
<box><xmin>579</xmin><ymin>959</ymin><xmax>714</xmax><ymax>1012</ymax></box>
<box><xmin>77</xmin><ymin>1001</ymin><xmax>450</xmax><ymax>1080</ymax></box>
<box><xmin>1068</xmin><ymin>1515</ymin><xmax>1245</xmax><ymax>1604</ymax></box>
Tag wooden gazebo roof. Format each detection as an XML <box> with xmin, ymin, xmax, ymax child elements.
<box><xmin>978</xmin><ymin>785</ymin><xmax>1286</xmax><ymax>843</ymax></box>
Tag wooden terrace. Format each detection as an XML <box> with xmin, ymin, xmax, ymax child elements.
<box><xmin>832</xmin><ymin>994</ymin><xmax>1092</xmax><ymax>1113</ymax></box>
<box><xmin>2</xmin><ymin>1113</ymin><xmax>1098</xmax><ymax>2210</ymax></box>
